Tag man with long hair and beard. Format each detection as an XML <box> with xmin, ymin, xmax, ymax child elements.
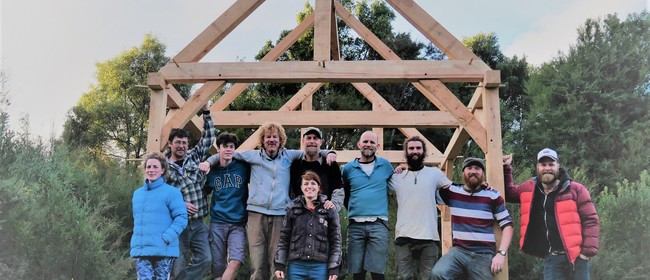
<box><xmin>389</xmin><ymin>136</ymin><xmax>452</xmax><ymax>280</ymax></box>
<box><xmin>503</xmin><ymin>149</ymin><xmax>599</xmax><ymax>280</ymax></box>
<box><xmin>431</xmin><ymin>157</ymin><xmax>514</xmax><ymax>280</ymax></box>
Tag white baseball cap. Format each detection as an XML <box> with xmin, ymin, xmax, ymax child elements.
<box><xmin>537</xmin><ymin>148</ymin><xmax>558</xmax><ymax>162</ymax></box>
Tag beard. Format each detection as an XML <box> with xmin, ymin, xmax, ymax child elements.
<box><xmin>463</xmin><ymin>173</ymin><xmax>484</xmax><ymax>190</ymax></box>
<box><xmin>361</xmin><ymin>148</ymin><xmax>376</xmax><ymax>158</ymax></box>
<box><xmin>305</xmin><ymin>146</ymin><xmax>319</xmax><ymax>158</ymax></box>
<box><xmin>538</xmin><ymin>170</ymin><xmax>559</xmax><ymax>185</ymax></box>
<box><xmin>406</xmin><ymin>153</ymin><xmax>424</xmax><ymax>169</ymax></box>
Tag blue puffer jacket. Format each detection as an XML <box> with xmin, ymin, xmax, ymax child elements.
<box><xmin>130</xmin><ymin>177</ymin><xmax>187</xmax><ymax>258</ymax></box>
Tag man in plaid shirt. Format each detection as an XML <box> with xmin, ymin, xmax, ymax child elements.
<box><xmin>167</xmin><ymin>104</ymin><xmax>216</xmax><ymax>280</ymax></box>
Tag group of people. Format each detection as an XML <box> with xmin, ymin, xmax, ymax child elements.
<box><xmin>129</xmin><ymin>106</ymin><xmax>600</xmax><ymax>280</ymax></box>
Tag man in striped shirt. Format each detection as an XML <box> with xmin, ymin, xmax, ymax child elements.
<box><xmin>431</xmin><ymin>157</ymin><xmax>514</xmax><ymax>280</ymax></box>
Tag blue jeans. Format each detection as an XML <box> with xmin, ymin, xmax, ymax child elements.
<box><xmin>543</xmin><ymin>254</ymin><xmax>590</xmax><ymax>280</ymax></box>
<box><xmin>209</xmin><ymin>223</ymin><xmax>247</xmax><ymax>277</ymax></box>
<box><xmin>172</xmin><ymin>220</ymin><xmax>211</xmax><ymax>280</ymax></box>
<box><xmin>135</xmin><ymin>257</ymin><xmax>174</xmax><ymax>280</ymax></box>
<box><xmin>287</xmin><ymin>260</ymin><xmax>328</xmax><ymax>280</ymax></box>
<box><xmin>431</xmin><ymin>246</ymin><xmax>494</xmax><ymax>280</ymax></box>
<box><xmin>346</xmin><ymin>220</ymin><xmax>389</xmax><ymax>274</ymax></box>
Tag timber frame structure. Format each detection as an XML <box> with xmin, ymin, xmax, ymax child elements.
<box><xmin>146</xmin><ymin>0</ymin><xmax>508</xmax><ymax>278</ymax></box>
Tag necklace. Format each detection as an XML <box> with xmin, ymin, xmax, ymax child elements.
<box><xmin>414</xmin><ymin>170</ymin><xmax>421</xmax><ymax>184</ymax></box>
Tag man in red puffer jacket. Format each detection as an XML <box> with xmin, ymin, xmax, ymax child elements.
<box><xmin>503</xmin><ymin>148</ymin><xmax>599</xmax><ymax>280</ymax></box>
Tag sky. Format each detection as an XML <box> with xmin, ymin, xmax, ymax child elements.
<box><xmin>1</xmin><ymin>0</ymin><xmax>648</xmax><ymax>138</ymax></box>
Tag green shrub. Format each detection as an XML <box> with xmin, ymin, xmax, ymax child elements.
<box><xmin>0</xmin><ymin>137</ymin><xmax>136</xmax><ymax>279</ymax></box>
<box><xmin>591</xmin><ymin>171</ymin><xmax>650</xmax><ymax>279</ymax></box>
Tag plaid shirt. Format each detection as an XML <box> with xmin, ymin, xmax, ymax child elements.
<box><xmin>165</xmin><ymin>113</ymin><xmax>216</xmax><ymax>221</ymax></box>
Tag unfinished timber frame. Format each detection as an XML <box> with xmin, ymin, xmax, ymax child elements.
<box><xmin>146</xmin><ymin>0</ymin><xmax>508</xmax><ymax>278</ymax></box>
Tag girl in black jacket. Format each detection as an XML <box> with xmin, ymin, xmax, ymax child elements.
<box><xmin>274</xmin><ymin>171</ymin><xmax>342</xmax><ymax>280</ymax></box>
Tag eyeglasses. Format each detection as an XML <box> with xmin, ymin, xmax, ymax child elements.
<box><xmin>172</xmin><ymin>140</ymin><xmax>188</xmax><ymax>146</ymax></box>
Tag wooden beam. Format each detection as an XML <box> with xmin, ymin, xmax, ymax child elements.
<box><xmin>159</xmin><ymin>60</ymin><xmax>488</xmax><ymax>83</ymax></box>
<box><xmin>211</xmin><ymin>111</ymin><xmax>458</xmax><ymax>128</ymax></box>
<box><xmin>384</xmin><ymin>0</ymin><xmax>482</xmax><ymax>61</ymax></box>
<box><xmin>164</xmin><ymin>85</ymin><xmax>204</xmax><ymax>136</ymax></box>
<box><xmin>174</xmin><ymin>0</ymin><xmax>265</xmax><ymax>62</ymax></box>
<box><xmin>330</xmin><ymin>2</ymin><xmax>341</xmax><ymax>61</ymax></box>
<box><xmin>468</xmin><ymin>83</ymin><xmax>485</xmax><ymax>110</ymax></box>
<box><xmin>351</xmin><ymin>83</ymin><xmax>444</xmax><ymax>158</ymax></box>
<box><xmin>262</xmin><ymin>12</ymin><xmax>315</xmax><ymax>61</ymax></box>
<box><xmin>336</xmin><ymin>1</ymin><xmax>449</xmax><ymax>112</ymax></box>
<box><xmin>159</xmin><ymin>10</ymin><xmax>316</xmax><ymax>145</ymax></box>
<box><xmin>335</xmin><ymin>1</ymin><xmax>402</xmax><ymax>60</ymax></box>
<box><xmin>418</xmin><ymin>80</ymin><xmax>487</xmax><ymax>151</ymax></box>
<box><xmin>236</xmin><ymin>83</ymin><xmax>324</xmax><ymax>150</ymax></box>
<box><xmin>484</xmin><ymin>70</ymin><xmax>501</xmax><ymax>88</ymax></box>
<box><xmin>376</xmin><ymin>150</ymin><xmax>442</xmax><ymax>164</ymax></box>
<box><xmin>147</xmin><ymin>73</ymin><xmax>165</xmax><ymax>90</ymax></box>
<box><xmin>314</xmin><ymin>0</ymin><xmax>332</xmax><ymax>61</ymax></box>
<box><xmin>280</xmin><ymin>83</ymin><xmax>324</xmax><ymax>111</ymax></box>
<box><xmin>444</xmin><ymin>129</ymin><xmax>471</xmax><ymax>160</ymax></box>
<box><xmin>161</xmin><ymin>81</ymin><xmax>226</xmax><ymax>146</ymax></box>
<box><xmin>209</xmin><ymin>12</ymin><xmax>316</xmax><ymax>112</ymax></box>
<box><xmin>443</xmin><ymin>82</ymin><xmax>485</xmax><ymax>160</ymax></box>
<box><xmin>165</xmin><ymin>85</ymin><xmax>183</xmax><ymax>109</ymax></box>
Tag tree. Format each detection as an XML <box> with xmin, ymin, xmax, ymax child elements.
<box><xmin>63</xmin><ymin>34</ymin><xmax>191</xmax><ymax>161</ymax></box>
<box><xmin>0</xmin><ymin>70</ymin><xmax>16</xmax><ymax>176</ymax></box>
<box><xmin>521</xmin><ymin>12</ymin><xmax>650</xmax><ymax>192</ymax></box>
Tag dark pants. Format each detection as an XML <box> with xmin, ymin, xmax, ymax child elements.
<box><xmin>394</xmin><ymin>241</ymin><xmax>438</xmax><ymax>280</ymax></box>
<box><xmin>172</xmin><ymin>220</ymin><xmax>211</xmax><ymax>280</ymax></box>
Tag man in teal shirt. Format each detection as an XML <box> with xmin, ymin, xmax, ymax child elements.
<box><xmin>342</xmin><ymin>131</ymin><xmax>394</xmax><ymax>280</ymax></box>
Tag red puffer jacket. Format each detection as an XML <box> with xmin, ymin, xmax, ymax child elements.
<box><xmin>503</xmin><ymin>165</ymin><xmax>599</xmax><ymax>263</ymax></box>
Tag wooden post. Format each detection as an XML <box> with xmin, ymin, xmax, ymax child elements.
<box><xmin>482</xmin><ymin>70</ymin><xmax>508</xmax><ymax>280</ymax></box>
<box><xmin>440</xmin><ymin>158</ymin><xmax>455</xmax><ymax>254</ymax></box>
<box><xmin>147</xmin><ymin>87</ymin><xmax>167</xmax><ymax>153</ymax></box>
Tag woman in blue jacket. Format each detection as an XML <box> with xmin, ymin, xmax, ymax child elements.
<box><xmin>131</xmin><ymin>152</ymin><xmax>188</xmax><ymax>280</ymax></box>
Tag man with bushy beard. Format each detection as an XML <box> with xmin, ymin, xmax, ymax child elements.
<box><xmin>431</xmin><ymin>157</ymin><xmax>513</xmax><ymax>280</ymax></box>
<box><xmin>503</xmin><ymin>149</ymin><xmax>599</xmax><ymax>280</ymax></box>
<box><xmin>389</xmin><ymin>136</ymin><xmax>451</xmax><ymax>280</ymax></box>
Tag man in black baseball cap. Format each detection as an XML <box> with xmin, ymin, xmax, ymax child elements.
<box><xmin>289</xmin><ymin>127</ymin><xmax>344</xmax><ymax>211</ymax></box>
<box><xmin>431</xmin><ymin>156</ymin><xmax>513</xmax><ymax>278</ymax></box>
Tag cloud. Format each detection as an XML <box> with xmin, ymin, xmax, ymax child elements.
<box><xmin>504</xmin><ymin>0</ymin><xmax>647</xmax><ymax>65</ymax></box>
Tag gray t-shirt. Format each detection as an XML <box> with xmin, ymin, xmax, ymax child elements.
<box><xmin>390</xmin><ymin>166</ymin><xmax>452</xmax><ymax>241</ymax></box>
